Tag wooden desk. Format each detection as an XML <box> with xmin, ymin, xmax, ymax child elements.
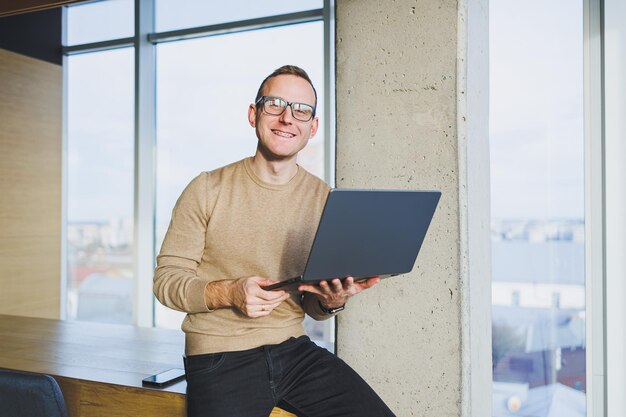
<box><xmin>0</xmin><ymin>314</ymin><xmax>187</xmax><ymax>416</ymax></box>
<box><xmin>0</xmin><ymin>315</ymin><xmax>295</xmax><ymax>417</ymax></box>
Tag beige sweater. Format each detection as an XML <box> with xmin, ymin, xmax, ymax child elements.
<box><xmin>154</xmin><ymin>157</ymin><xmax>332</xmax><ymax>355</ymax></box>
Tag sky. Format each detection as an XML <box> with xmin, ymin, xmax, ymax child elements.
<box><xmin>489</xmin><ymin>0</ymin><xmax>584</xmax><ymax>220</ymax></box>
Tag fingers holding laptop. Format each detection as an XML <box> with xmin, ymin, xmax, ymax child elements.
<box><xmin>298</xmin><ymin>276</ymin><xmax>381</xmax><ymax>309</ymax></box>
<box><xmin>229</xmin><ymin>276</ymin><xmax>290</xmax><ymax>318</ymax></box>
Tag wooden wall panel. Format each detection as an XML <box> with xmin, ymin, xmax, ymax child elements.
<box><xmin>0</xmin><ymin>48</ymin><xmax>62</xmax><ymax>318</ymax></box>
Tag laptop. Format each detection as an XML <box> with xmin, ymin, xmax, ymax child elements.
<box><xmin>263</xmin><ymin>188</ymin><xmax>441</xmax><ymax>291</ymax></box>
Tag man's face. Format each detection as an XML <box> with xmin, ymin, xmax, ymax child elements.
<box><xmin>248</xmin><ymin>74</ymin><xmax>319</xmax><ymax>161</ymax></box>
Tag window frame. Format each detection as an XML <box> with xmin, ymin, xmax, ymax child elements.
<box><xmin>582</xmin><ymin>0</ymin><xmax>626</xmax><ymax>415</ymax></box>
<box><xmin>591</xmin><ymin>0</ymin><xmax>626</xmax><ymax>416</ymax></box>
<box><xmin>584</xmin><ymin>0</ymin><xmax>603</xmax><ymax>416</ymax></box>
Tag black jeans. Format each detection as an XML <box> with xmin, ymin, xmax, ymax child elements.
<box><xmin>184</xmin><ymin>336</ymin><xmax>395</xmax><ymax>417</ymax></box>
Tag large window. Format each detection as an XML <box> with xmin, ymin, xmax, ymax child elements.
<box><xmin>66</xmin><ymin>48</ymin><xmax>134</xmax><ymax>324</ymax></box>
<box><xmin>490</xmin><ymin>1</ymin><xmax>585</xmax><ymax>416</ymax></box>
<box><xmin>63</xmin><ymin>0</ymin><xmax>333</xmax><ymax>347</ymax></box>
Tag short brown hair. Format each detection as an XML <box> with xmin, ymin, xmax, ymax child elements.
<box><xmin>255</xmin><ymin>65</ymin><xmax>318</xmax><ymax>114</ymax></box>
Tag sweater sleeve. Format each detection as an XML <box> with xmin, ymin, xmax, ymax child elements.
<box><xmin>154</xmin><ymin>173</ymin><xmax>212</xmax><ymax>314</ymax></box>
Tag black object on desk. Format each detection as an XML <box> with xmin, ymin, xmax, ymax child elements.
<box><xmin>142</xmin><ymin>368</ymin><xmax>186</xmax><ymax>388</ymax></box>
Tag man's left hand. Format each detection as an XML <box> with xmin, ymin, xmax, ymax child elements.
<box><xmin>298</xmin><ymin>276</ymin><xmax>380</xmax><ymax>309</ymax></box>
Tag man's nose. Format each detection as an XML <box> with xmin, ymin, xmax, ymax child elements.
<box><xmin>279</xmin><ymin>105</ymin><xmax>294</xmax><ymax>123</ymax></box>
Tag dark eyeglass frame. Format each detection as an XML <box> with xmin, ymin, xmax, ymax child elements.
<box><xmin>255</xmin><ymin>96</ymin><xmax>316</xmax><ymax>122</ymax></box>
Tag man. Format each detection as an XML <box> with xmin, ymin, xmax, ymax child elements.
<box><xmin>154</xmin><ymin>65</ymin><xmax>395</xmax><ymax>417</ymax></box>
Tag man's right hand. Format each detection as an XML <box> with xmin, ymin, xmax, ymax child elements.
<box><xmin>204</xmin><ymin>276</ymin><xmax>289</xmax><ymax>318</ymax></box>
<box><xmin>229</xmin><ymin>277</ymin><xmax>290</xmax><ymax>318</ymax></box>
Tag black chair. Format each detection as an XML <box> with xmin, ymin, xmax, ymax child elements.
<box><xmin>0</xmin><ymin>369</ymin><xmax>69</xmax><ymax>417</ymax></box>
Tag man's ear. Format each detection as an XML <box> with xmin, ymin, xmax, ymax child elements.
<box><xmin>308</xmin><ymin>116</ymin><xmax>320</xmax><ymax>138</ymax></box>
<box><xmin>248</xmin><ymin>104</ymin><xmax>257</xmax><ymax>127</ymax></box>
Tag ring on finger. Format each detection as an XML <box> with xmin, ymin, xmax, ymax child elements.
<box><xmin>261</xmin><ymin>305</ymin><xmax>266</xmax><ymax>311</ymax></box>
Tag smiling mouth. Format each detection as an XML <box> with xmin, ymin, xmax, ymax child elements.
<box><xmin>272</xmin><ymin>130</ymin><xmax>295</xmax><ymax>138</ymax></box>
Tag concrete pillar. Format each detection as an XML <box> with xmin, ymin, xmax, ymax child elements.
<box><xmin>335</xmin><ymin>1</ymin><xmax>490</xmax><ymax>416</ymax></box>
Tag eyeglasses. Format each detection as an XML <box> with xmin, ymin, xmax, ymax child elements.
<box><xmin>255</xmin><ymin>96</ymin><xmax>316</xmax><ymax>122</ymax></box>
